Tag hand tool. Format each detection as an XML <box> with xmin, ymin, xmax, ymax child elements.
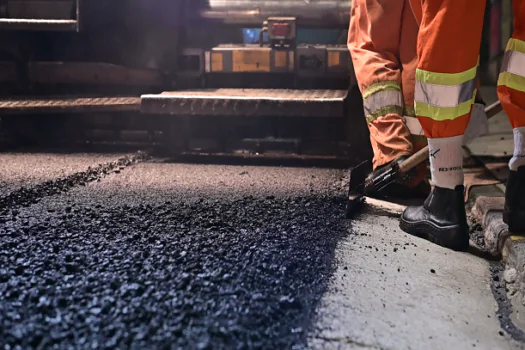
<box><xmin>345</xmin><ymin>100</ymin><xmax>503</xmax><ymax>219</ymax></box>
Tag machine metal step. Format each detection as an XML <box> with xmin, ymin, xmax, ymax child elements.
<box><xmin>0</xmin><ymin>0</ymin><xmax>79</xmax><ymax>31</ymax></box>
<box><xmin>0</xmin><ymin>18</ymin><xmax>78</xmax><ymax>31</ymax></box>
<box><xmin>141</xmin><ymin>89</ymin><xmax>348</xmax><ymax>118</ymax></box>
<box><xmin>0</xmin><ymin>96</ymin><xmax>141</xmax><ymax>114</ymax></box>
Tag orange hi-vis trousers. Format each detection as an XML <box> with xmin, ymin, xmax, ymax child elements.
<box><xmin>410</xmin><ymin>0</ymin><xmax>525</xmax><ymax>139</ymax></box>
<box><xmin>348</xmin><ymin>0</ymin><xmax>426</xmax><ymax>171</ymax></box>
<box><xmin>499</xmin><ymin>0</ymin><xmax>525</xmax><ymax>129</ymax></box>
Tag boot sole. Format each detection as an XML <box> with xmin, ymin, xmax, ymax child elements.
<box><xmin>399</xmin><ymin>217</ymin><xmax>469</xmax><ymax>251</ymax></box>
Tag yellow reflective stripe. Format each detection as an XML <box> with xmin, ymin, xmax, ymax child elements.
<box><xmin>416</xmin><ymin>66</ymin><xmax>477</xmax><ymax>86</ymax></box>
<box><xmin>498</xmin><ymin>72</ymin><xmax>525</xmax><ymax>93</ymax></box>
<box><xmin>501</xmin><ymin>51</ymin><xmax>525</xmax><ymax>78</ymax></box>
<box><xmin>415</xmin><ymin>65</ymin><xmax>477</xmax><ymax>121</ymax></box>
<box><xmin>415</xmin><ymin>78</ymin><xmax>476</xmax><ymax>108</ymax></box>
<box><xmin>498</xmin><ymin>38</ymin><xmax>525</xmax><ymax>92</ymax></box>
<box><xmin>415</xmin><ymin>89</ymin><xmax>476</xmax><ymax>121</ymax></box>
<box><xmin>363</xmin><ymin>82</ymin><xmax>404</xmax><ymax>122</ymax></box>
<box><xmin>365</xmin><ymin>106</ymin><xmax>404</xmax><ymax>124</ymax></box>
<box><xmin>362</xmin><ymin>81</ymin><xmax>401</xmax><ymax>100</ymax></box>
<box><xmin>363</xmin><ymin>90</ymin><xmax>403</xmax><ymax>119</ymax></box>
<box><xmin>507</xmin><ymin>38</ymin><xmax>525</xmax><ymax>54</ymax></box>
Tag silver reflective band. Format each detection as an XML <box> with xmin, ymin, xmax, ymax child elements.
<box><xmin>501</xmin><ymin>50</ymin><xmax>525</xmax><ymax>78</ymax></box>
<box><xmin>415</xmin><ymin>78</ymin><xmax>476</xmax><ymax>108</ymax></box>
<box><xmin>404</xmin><ymin>116</ymin><xmax>424</xmax><ymax>136</ymax></box>
<box><xmin>363</xmin><ymin>89</ymin><xmax>403</xmax><ymax>116</ymax></box>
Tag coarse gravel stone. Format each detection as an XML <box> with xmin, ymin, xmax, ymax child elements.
<box><xmin>505</xmin><ymin>268</ymin><xmax>518</xmax><ymax>284</ymax></box>
<box><xmin>4</xmin><ymin>156</ymin><xmax>519</xmax><ymax>349</ymax></box>
<box><xmin>0</xmin><ymin>192</ymin><xmax>350</xmax><ymax>349</ymax></box>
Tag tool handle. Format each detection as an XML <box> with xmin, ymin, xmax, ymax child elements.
<box><xmin>399</xmin><ymin>147</ymin><xmax>429</xmax><ymax>173</ymax></box>
<box><xmin>485</xmin><ymin>100</ymin><xmax>503</xmax><ymax>119</ymax></box>
<box><xmin>398</xmin><ymin>100</ymin><xmax>502</xmax><ymax>174</ymax></box>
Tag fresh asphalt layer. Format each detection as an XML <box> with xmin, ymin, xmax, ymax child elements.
<box><xmin>0</xmin><ymin>153</ymin><xmax>522</xmax><ymax>349</ymax></box>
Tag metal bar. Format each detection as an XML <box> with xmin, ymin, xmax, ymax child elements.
<box><xmin>171</xmin><ymin>151</ymin><xmax>350</xmax><ymax>168</ymax></box>
<box><xmin>0</xmin><ymin>18</ymin><xmax>78</xmax><ymax>31</ymax></box>
<box><xmin>141</xmin><ymin>89</ymin><xmax>348</xmax><ymax>118</ymax></box>
<box><xmin>0</xmin><ymin>96</ymin><xmax>141</xmax><ymax>114</ymax></box>
<box><xmin>188</xmin><ymin>0</ymin><xmax>352</xmax><ymax>28</ymax></box>
<box><xmin>75</xmin><ymin>0</ymin><xmax>80</xmax><ymax>32</ymax></box>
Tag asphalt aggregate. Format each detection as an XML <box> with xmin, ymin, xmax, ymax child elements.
<box><xmin>0</xmin><ymin>153</ymin><xmax>350</xmax><ymax>349</ymax></box>
<box><xmin>0</xmin><ymin>152</ymin><xmax>523</xmax><ymax>350</ymax></box>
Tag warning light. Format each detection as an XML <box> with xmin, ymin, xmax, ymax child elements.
<box><xmin>271</xmin><ymin>23</ymin><xmax>289</xmax><ymax>38</ymax></box>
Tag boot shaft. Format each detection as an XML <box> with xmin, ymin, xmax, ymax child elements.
<box><xmin>423</xmin><ymin>185</ymin><xmax>467</xmax><ymax>227</ymax></box>
<box><xmin>504</xmin><ymin>166</ymin><xmax>525</xmax><ymax>232</ymax></box>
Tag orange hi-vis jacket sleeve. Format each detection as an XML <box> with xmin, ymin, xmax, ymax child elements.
<box><xmin>348</xmin><ymin>0</ymin><xmax>426</xmax><ymax>170</ymax></box>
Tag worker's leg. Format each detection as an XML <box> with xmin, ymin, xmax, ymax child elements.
<box><xmin>399</xmin><ymin>0</ymin><xmax>486</xmax><ymax>251</ymax></box>
<box><xmin>348</xmin><ymin>0</ymin><xmax>413</xmax><ymax>170</ymax></box>
<box><xmin>500</xmin><ymin>0</ymin><xmax>525</xmax><ymax>232</ymax></box>
<box><xmin>400</xmin><ymin>0</ymin><xmax>429</xmax><ymax>192</ymax></box>
<box><xmin>408</xmin><ymin>0</ymin><xmax>422</xmax><ymax>26</ymax></box>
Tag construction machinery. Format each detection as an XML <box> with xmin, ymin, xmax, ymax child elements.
<box><xmin>0</xmin><ymin>0</ymin><xmax>371</xmax><ymax>165</ymax></box>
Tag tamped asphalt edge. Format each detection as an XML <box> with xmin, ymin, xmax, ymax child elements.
<box><xmin>468</xmin><ymin>182</ymin><xmax>525</xmax><ymax>342</ymax></box>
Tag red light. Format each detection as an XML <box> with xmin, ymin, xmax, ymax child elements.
<box><xmin>272</xmin><ymin>23</ymin><xmax>289</xmax><ymax>37</ymax></box>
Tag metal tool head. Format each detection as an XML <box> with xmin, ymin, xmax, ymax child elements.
<box><xmin>365</xmin><ymin>160</ymin><xmax>403</xmax><ymax>193</ymax></box>
<box><xmin>345</xmin><ymin>160</ymin><xmax>370</xmax><ymax>219</ymax></box>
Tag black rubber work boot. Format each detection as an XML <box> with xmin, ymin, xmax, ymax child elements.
<box><xmin>504</xmin><ymin>166</ymin><xmax>525</xmax><ymax>233</ymax></box>
<box><xmin>367</xmin><ymin>156</ymin><xmax>430</xmax><ymax>199</ymax></box>
<box><xmin>399</xmin><ymin>185</ymin><xmax>469</xmax><ymax>251</ymax></box>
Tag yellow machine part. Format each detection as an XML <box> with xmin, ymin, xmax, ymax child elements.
<box><xmin>206</xmin><ymin>47</ymin><xmax>294</xmax><ymax>73</ymax></box>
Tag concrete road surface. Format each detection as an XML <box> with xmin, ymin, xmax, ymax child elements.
<box><xmin>0</xmin><ymin>152</ymin><xmax>523</xmax><ymax>349</ymax></box>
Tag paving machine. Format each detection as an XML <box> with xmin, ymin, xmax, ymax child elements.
<box><xmin>0</xmin><ymin>0</ymin><xmax>371</xmax><ymax>165</ymax></box>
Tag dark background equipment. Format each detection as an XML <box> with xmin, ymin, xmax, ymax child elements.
<box><xmin>0</xmin><ymin>0</ymin><xmax>374</xmax><ymax>167</ymax></box>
